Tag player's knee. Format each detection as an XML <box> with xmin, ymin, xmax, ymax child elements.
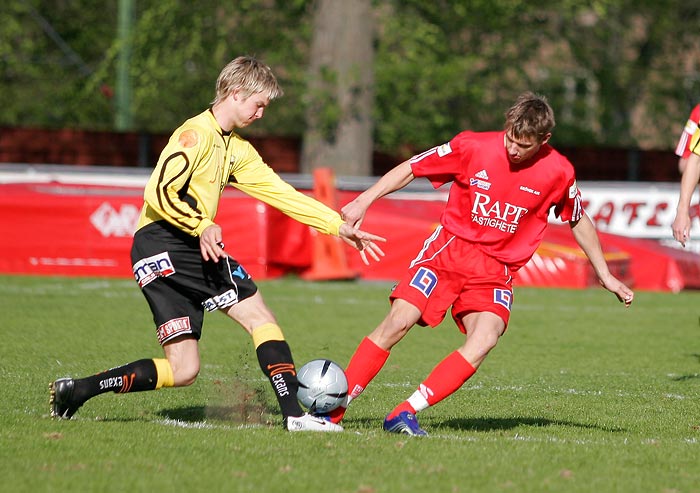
<box><xmin>384</xmin><ymin>311</ymin><xmax>414</xmax><ymax>337</ymax></box>
<box><xmin>482</xmin><ymin>329</ymin><xmax>501</xmax><ymax>351</ymax></box>
<box><xmin>172</xmin><ymin>363</ymin><xmax>200</xmax><ymax>387</ymax></box>
<box><xmin>459</xmin><ymin>326</ymin><xmax>501</xmax><ymax>367</ymax></box>
<box><xmin>227</xmin><ymin>305</ymin><xmax>275</xmax><ymax>328</ymax></box>
<box><xmin>472</xmin><ymin>325</ymin><xmax>502</xmax><ymax>351</ymax></box>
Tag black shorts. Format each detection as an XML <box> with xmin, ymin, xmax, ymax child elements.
<box><xmin>130</xmin><ymin>221</ymin><xmax>258</xmax><ymax>345</ymax></box>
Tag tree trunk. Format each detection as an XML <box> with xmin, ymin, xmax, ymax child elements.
<box><xmin>300</xmin><ymin>0</ymin><xmax>375</xmax><ymax>176</ymax></box>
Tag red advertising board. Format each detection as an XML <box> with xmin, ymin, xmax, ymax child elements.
<box><xmin>2</xmin><ymin>169</ymin><xmax>700</xmax><ymax>292</ymax></box>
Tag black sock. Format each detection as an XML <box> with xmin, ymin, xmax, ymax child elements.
<box><xmin>255</xmin><ymin>340</ymin><xmax>304</xmax><ymax>418</ymax></box>
<box><xmin>73</xmin><ymin>359</ymin><xmax>159</xmax><ymax>404</ymax></box>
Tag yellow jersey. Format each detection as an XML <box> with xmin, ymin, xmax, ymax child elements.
<box><xmin>136</xmin><ymin>109</ymin><xmax>343</xmax><ymax>237</ymax></box>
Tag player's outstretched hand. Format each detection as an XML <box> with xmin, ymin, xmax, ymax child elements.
<box><xmin>338</xmin><ymin>223</ymin><xmax>386</xmax><ymax>265</ymax></box>
<box><xmin>599</xmin><ymin>274</ymin><xmax>634</xmax><ymax>307</ymax></box>
<box><xmin>671</xmin><ymin>213</ymin><xmax>691</xmax><ymax>247</ymax></box>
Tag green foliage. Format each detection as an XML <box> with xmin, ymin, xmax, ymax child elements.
<box><xmin>0</xmin><ymin>0</ymin><xmax>311</xmax><ymax>134</ymax></box>
<box><xmin>373</xmin><ymin>0</ymin><xmax>543</xmax><ymax>154</ymax></box>
<box><xmin>1</xmin><ymin>275</ymin><xmax>700</xmax><ymax>492</ymax></box>
<box><xmin>0</xmin><ymin>0</ymin><xmax>698</xmax><ymax>151</ymax></box>
<box><xmin>123</xmin><ymin>0</ymin><xmax>312</xmax><ymax>134</ymax></box>
<box><xmin>0</xmin><ymin>2</ymin><xmax>117</xmax><ymax>127</ymax></box>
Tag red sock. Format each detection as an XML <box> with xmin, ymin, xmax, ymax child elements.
<box><xmin>388</xmin><ymin>401</ymin><xmax>417</xmax><ymax>418</ymax></box>
<box><xmin>328</xmin><ymin>337</ymin><xmax>390</xmax><ymax>423</ymax></box>
<box><xmin>388</xmin><ymin>351</ymin><xmax>476</xmax><ymax>419</ymax></box>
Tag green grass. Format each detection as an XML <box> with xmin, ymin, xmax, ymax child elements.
<box><xmin>1</xmin><ymin>274</ymin><xmax>699</xmax><ymax>492</ymax></box>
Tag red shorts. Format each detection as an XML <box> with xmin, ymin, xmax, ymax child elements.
<box><xmin>390</xmin><ymin>225</ymin><xmax>514</xmax><ymax>333</ymax></box>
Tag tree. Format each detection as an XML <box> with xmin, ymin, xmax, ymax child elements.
<box><xmin>300</xmin><ymin>0</ymin><xmax>375</xmax><ymax>176</ymax></box>
<box><xmin>535</xmin><ymin>0</ymin><xmax>700</xmax><ymax>148</ymax></box>
<box><xmin>0</xmin><ymin>1</ymin><xmax>117</xmax><ymax>128</ymax></box>
<box><xmin>2</xmin><ymin>0</ymin><xmax>699</xmax><ymax>166</ymax></box>
<box><xmin>0</xmin><ymin>0</ymin><xmax>311</xmax><ymax>133</ymax></box>
<box><xmin>372</xmin><ymin>0</ymin><xmax>547</xmax><ymax>156</ymax></box>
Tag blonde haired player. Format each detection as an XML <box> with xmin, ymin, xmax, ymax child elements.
<box><xmin>50</xmin><ymin>56</ymin><xmax>385</xmax><ymax>432</ymax></box>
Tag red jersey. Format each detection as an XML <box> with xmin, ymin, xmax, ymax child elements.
<box><xmin>409</xmin><ymin>130</ymin><xmax>583</xmax><ymax>270</ymax></box>
<box><xmin>675</xmin><ymin>104</ymin><xmax>700</xmax><ymax>159</ymax></box>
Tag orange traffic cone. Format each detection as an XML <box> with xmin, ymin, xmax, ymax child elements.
<box><xmin>301</xmin><ymin>167</ymin><xmax>357</xmax><ymax>281</ymax></box>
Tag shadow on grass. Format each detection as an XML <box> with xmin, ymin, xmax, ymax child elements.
<box><xmin>439</xmin><ymin>416</ymin><xmax>626</xmax><ymax>433</ymax></box>
<box><xmin>344</xmin><ymin>415</ymin><xmax>626</xmax><ymax>433</ymax></box>
<box><xmin>668</xmin><ymin>353</ymin><xmax>700</xmax><ymax>381</ymax></box>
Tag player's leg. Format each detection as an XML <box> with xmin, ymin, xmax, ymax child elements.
<box><xmin>49</xmin><ymin>281</ymin><xmax>201</xmax><ymax>420</ymax></box>
<box><xmin>163</xmin><ymin>336</ymin><xmax>200</xmax><ymax>385</ymax></box>
<box><xmin>383</xmin><ymin>312</ymin><xmax>504</xmax><ymax>436</ymax></box>
<box><xmin>325</xmin><ymin>299</ymin><xmax>421</xmax><ymax>424</ymax></box>
<box><xmin>224</xmin><ymin>291</ymin><xmax>303</xmax><ymax>418</ymax></box>
<box><xmin>224</xmin><ymin>291</ymin><xmax>342</xmax><ymax>432</ymax></box>
<box><xmin>389</xmin><ymin>311</ymin><xmax>505</xmax><ymax>416</ymax></box>
<box><xmin>331</xmin><ymin>228</ymin><xmax>458</xmax><ymax>425</ymax></box>
<box><xmin>49</xmin><ymin>330</ymin><xmax>201</xmax><ymax>420</ymax></box>
<box><xmin>384</xmin><ymin>240</ymin><xmax>512</xmax><ymax>435</ymax></box>
<box><xmin>50</xmin><ymin>224</ymin><xmax>211</xmax><ymax>420</ymax></box>
<box><xmin>49</xmin><ymin>351</ymin><xmax>180</xmax><ymax>420</ymax></box>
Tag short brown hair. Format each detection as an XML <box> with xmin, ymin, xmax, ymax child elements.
<box><xmin>211</xmin><ymin>56</ymin><xmax>283</xmax><ymax>105</ymax></box>
<box><xmin>504</xmin><ymin>91</ymin><xmax>555</xmax><ymax>141</ymax></box>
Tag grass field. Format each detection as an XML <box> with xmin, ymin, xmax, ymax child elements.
<box><xmin>1</xmin><ymin>274</ymin><xmax>699</xmax><ymax>493</ymax></box>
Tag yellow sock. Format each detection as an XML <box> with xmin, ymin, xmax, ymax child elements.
<box><xmin>251</xmin><ymin>323</ymin><xmax>285</xmax><ymax>349</ymax></box>
<box><xmin>153</xmin><ymin>358</ymin><xmax>175</xmax><ymax>389</ymax></box>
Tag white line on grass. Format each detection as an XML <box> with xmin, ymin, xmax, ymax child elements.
<box><xmin>152</xmin><ymin>418</ymin><xmax>700</xmax><ymax>446</ymax></box>
<box><xmin>156</xmin><ymin>418</ymin><xmax>265</xmax><ymax>431</ymax></box>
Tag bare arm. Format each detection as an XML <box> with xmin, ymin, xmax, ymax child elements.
<box><xmin>570</xmin><ymin>214</ymin><xmax>634</xmax><ymax>307</ymax></box>
<box><xmin>341</xmin><ymin>160</ymin><xmax>415</xmax><ymax>229</ymax></box>
<box><xmin>672</xmin><ymin>152</ymin><xmax>700</xmax><ymax>247</ymax></box>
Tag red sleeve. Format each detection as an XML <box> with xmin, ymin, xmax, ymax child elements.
<box><xmin>553</xmin><ymin>174</ymin><xmax>583</xmax><ymax>222</ymax></box>
<box><xmin>409</xmin><ymin>132</ymin><xmax>473</xmax><ymax>188</ymax></box>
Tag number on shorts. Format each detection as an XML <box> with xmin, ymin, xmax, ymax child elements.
<box><xmin>493</xmin><ymin>289</ymin><xmax>513</xmax><ymax>311</ymax></box>
<box><xmin>409</xmin><ymin>267</ymin><xmax>438</xmax><ymax>298</ymax></box>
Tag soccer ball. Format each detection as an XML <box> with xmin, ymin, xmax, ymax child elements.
<box><xmin>297</xmin><ymin>359</ymin><xmax>348</xmax><ymax>414</ymax></box>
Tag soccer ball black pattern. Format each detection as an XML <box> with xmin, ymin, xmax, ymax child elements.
<box><xmin>297</xmin><ymin>359</ymin><xmax>348</xmax><ymax>414</ymax></box>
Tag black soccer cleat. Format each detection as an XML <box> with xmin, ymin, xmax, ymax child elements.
<box><xmin>49</xmin><ymin>378</ymin><xmax>82</xmax><ymax>419</ymax></box>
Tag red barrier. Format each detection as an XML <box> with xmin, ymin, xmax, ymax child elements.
<box><xmin>2</xmin><ymin>181</ymin><xmax>700</xmax><ymax>292</ymax></box>
<box><xmin>0</xmin><ymin>182</ymin><xmax>295</xmax><ymax>279</ymax></box>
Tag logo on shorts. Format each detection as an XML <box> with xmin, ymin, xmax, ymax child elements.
<box><xmin>203</xmin><ymin>288</ymin><xmax>239</xmax><ymax>312</ymax></box>
<box><xmin>493</xmin><ymin>289</ymin><xmax>513</xmax><ymax>311</ymax></box>
<box><xmin>156</xmin><ymin>316</ymin><xmax>192</xmax><ymax>345</ymax></box>
<box><xmin>409</xmin><ymin>267</ymin><xmax>438</xmax><ymax>298</ymax></box>
<box><xmin>231</xmin><ymin>265</ymin><xmax>248</xmax><ymax>280</ymax></box>
<box><xmin>133</xmin><ymin>252</ymin><xmax>176</xmax><ymax>288</ymax></box>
